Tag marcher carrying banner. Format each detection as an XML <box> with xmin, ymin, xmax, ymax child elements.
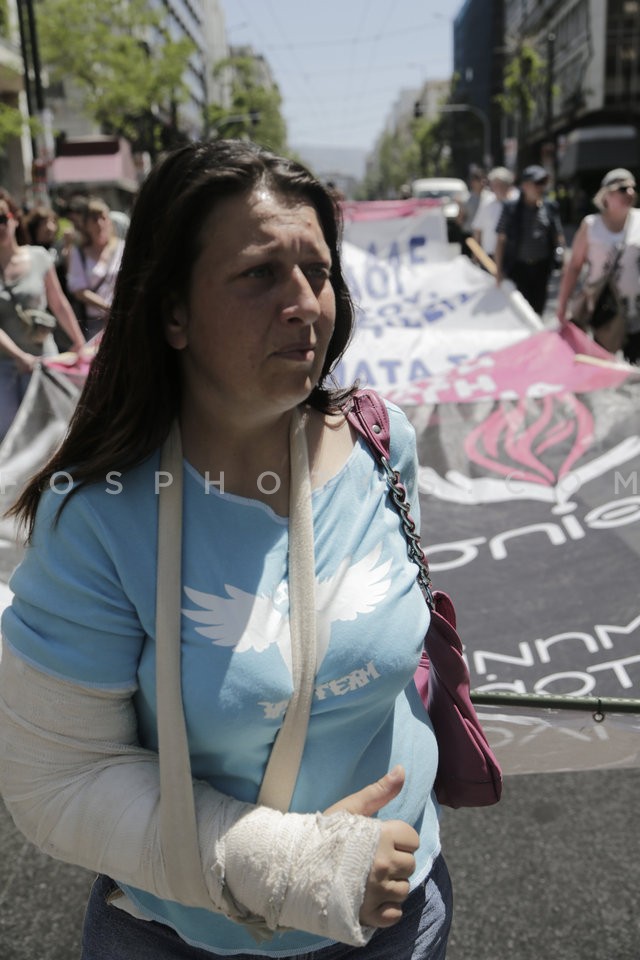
<box><xmin>465</xmin><ymin>235</ymin><xmax>544</xmax><ymax>331</ymax></box>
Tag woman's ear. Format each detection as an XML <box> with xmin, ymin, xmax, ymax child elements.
<box><xmin>164</xmin><ymin>303</ymin><xmax>188</xmax><ymax>350</ymax></box>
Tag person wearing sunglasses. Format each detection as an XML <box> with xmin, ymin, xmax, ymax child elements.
<box><xmin>0</xmin><ymin>191</ymin><xmax>86</xmax><ymax>441</ymax></box>
<box><xmin>556</xmin><ymin>168</ymin><xmax>640</xmax><ymax>362</ymax></box>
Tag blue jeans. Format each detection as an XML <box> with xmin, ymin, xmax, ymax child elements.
<box><xmin>80</xmin><ymin>854</ymin><xmax>452</xmax><ymax>960</ymax></box>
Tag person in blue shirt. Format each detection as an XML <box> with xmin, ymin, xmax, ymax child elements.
<box><xmin>0</xmin><ymin>140</ymin><xmax>451</xmax><ymax>959</ymax></box>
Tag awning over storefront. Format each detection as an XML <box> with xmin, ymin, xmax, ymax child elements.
<box><xmin>49</xmin><ymin>136</ymin><xmax>139</xmax><ymax>193</ymax></box>
<box><xmin>558</xmin><ymin>125</ymin><xmax>639</xmax><ymax>179</ymax></box>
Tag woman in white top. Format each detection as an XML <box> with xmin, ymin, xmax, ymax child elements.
<box><xmin>557</xmin><ymin>168</ymin><xmax>640</xmax><ymax>362</ymax></box>
<box><xmin>0</xmin><ymin>191</ymin><xmax>86</xmax><ymax>440</ymax></box>
<box><xmin>66</xmin><ymin>198</ymin><xmax>125</xmax><ymax>340</ymax></box>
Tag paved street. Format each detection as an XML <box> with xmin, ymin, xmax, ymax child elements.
<box><xmin>2</xmin><ymin>766</ymin><xmax>639</xmax><ymax>960</ymax></box>
<box><xmin>0</xmin><ymin>805</ymin><xmax>92</xmax><ymax>960</ymax></box>
<box><xmin>441</xmin><ymin>767</ymin><xmax>640</xmax><ymax>960</ymax></box>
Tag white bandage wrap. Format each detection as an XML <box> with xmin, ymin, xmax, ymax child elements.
<box><xmin>0</xmin><ymin>645</ymin><xmax>380</xmax><ymax>946</ymax></box>
<box><xmin>221</xmin><ymin>807</ymin><xmax>379</xmax><ymax>944</ymax></box>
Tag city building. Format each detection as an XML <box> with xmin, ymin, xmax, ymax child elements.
<box><xmin>228</xmin><ymin>44</ymin><xmax>275</xmax><ymax>89</ymax></box>
<box><xmin>48</xmin><ymin>0</ymin><xmax>229</xmax><ymax>146</ymax></box>
<box><xmin>503</xmin><ymin>0</ymin><xmax>640</xmax><ymax>199</ymax></box>
<box><xmin>425</xmin><ymin>79</ymin><xmax>453</xmax><ymax>121</ymax></box>
<box><xmin>152</xmin><ymin>0</ymin><xmax>228</xmax><ymax>139</ymax></box>
<box><xmin>5</xmin><ymin>0</ymin><xmax>229</xmax><ymax>202</ymax></box>
<box><xmin>0</xmin><ymin>0</ymin><xmax>34</xmax><ymax>200</ymax></box>
<box><xmin>452</xmin><ymin>0</ymin><xmax>505</xmax><ymax>176</ymax></box>
<box><xmin>363</xmin><ymin>77</ymin><xmax>454</xmax><ymax>197</ymax></box>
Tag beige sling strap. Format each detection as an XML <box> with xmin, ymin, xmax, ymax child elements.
<box><xmin>156</xmin><ymin>419</ymin><xmax>211</xmax><ymax>906</ymax></box>
<box><xmin>256</xmin><ymin>410</ymin><xmax>317</xmax><ymax>811</ymax></box>
<box><xmin>155</xmin><ymin>411</ymin><xmax>317</xmax><ymax>903</ymax></box>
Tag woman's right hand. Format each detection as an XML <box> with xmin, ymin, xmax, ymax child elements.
<box><xmin>15</xmin><ymin>351</ymin><xmax>37</xmax><ymax>374</ymax></box>
<box><xmin>324</xmin><ymin>765</ymin><xmax>419</xmax><ymax>928</ymax></box>
<box><xmin>556</xmin><ymin>302</ymin><xmax>567</xmax><ymax>326</ymax></box>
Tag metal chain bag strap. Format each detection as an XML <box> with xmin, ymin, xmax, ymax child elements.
<box><xmin>346</xmin><ymin>389</ymin><xmax>503</xmax><ymax>808</ymax></box>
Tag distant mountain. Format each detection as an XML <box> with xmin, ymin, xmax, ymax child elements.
<box><xmin>293</xmin><ymin>144</ymin><xmax>368</xmax><ymax>181</ymax></box>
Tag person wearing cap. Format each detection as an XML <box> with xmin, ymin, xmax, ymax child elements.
<box><xmin>471</xmin><ymin>167</ymin><xmax>517</xmax><ymax>258</ymax></box>
<box><xmin>556</xmin><ymin>168</ymin><xmax>640</xmax><ymax>362</ymax></box>
<box><xmin>494</xmin><ymin>164</ymin><xmax>565</xmax><ymax>315</ymax></box>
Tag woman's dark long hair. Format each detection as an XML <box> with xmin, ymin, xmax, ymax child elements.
<box><xmin>10</xmin><ymin>140</ymin><xmax>357</xmax><ymax>539</ymax></box>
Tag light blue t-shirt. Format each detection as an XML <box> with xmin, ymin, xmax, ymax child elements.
<box><xmin>3</xmin><ymin>402</ymin><xmax>440</xmax><ymax>956</ymax></box>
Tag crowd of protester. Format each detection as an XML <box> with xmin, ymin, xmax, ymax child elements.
<box><xmin>2</xmin><ymin>158</ymin><xmax>639</xmax><ymax>446</ymax></box>
<box><xmin>459</xmin><ymin>163</ymin><xmax>639</xmax><ymax>362</ymax></box>
<box><xmin>0</xmin><ymin>190</ymin><xmax>129</xmax><ymax>442</ymax></box>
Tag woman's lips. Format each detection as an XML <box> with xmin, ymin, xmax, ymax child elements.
<box><xmin>274</xmin><ymin>344</ymin><xmax>316</xmax><ymax>361</ymax></box>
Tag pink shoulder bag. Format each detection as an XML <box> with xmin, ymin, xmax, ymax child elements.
<box><xmin>346</xmin><ymin>389</ymin><xmax>503</xmax><ymax>808</ymax></box>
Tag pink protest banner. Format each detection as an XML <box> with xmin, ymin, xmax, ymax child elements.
<box><xmin>341</xmin><ymin>198</ymin><xmax>442</xmax><ymax>221</ymax></box>
<box><xmin>391</xmin><ymin>325</ymin><xmax>640</xmax><ymax>773</ymax></box>
<box><xmin>44</xmin><ymin>354</ymin><xmax>93</xmax><ymax>387</ymax></box>
<box><xmin>385</xmin><ymin>325</ymin><xmax>633</xmax><ymax>406</ymax></box>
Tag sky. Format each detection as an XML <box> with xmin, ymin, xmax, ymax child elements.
<box><xmin>220</xmin><ymin>0</ymin><xmax>455</xmax><ymax>157</ymax></box>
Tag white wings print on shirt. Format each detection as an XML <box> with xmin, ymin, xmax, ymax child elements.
<box><xmin>182</xmin><ymin>544</ymin><xmax>392</xmax><ymax>673</ymax></box>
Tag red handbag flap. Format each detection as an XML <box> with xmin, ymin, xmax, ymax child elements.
<box><xmin>422</xmin><ymin>612</ymin><xmax>503</xmax><ymax>807</ymax></box>
<box><xmin>433</xmin><ymin>590</ymin><xmax>457</xmax><ymax>632</ymax></box>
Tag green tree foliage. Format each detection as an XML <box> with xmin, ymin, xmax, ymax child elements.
<box><xmin>359</xmin><ymin>113</ymin><xmax>453</xmax><ymax>200</ymax></box>
<box><xmin>413</xmin><ymin>116</ymin><xmax>452</xmax><ymax>178</ymax></box>
<box><xmin>0</xmin><ymin>0</ymin><xmax>40</xmax><ymax>151</ymax></box>
<box><xmin>359</xmin><ymin>129</ymin><xmax>412</xmax><ymax>198</ymax></box>
<box><xmin>496</xmin><ymin>42</ymin><xmax>548</xmax><ymax>132</ymax></box>
<box><xmin>494</xmin><ymin>41</ymin><xmax>553</xmax><ymax>169</ymax></box>
<box><xmin>0</xmin><ymin>101</ymin><xmax>39</xmax><ymax>148</ymax></box>
<box><xmin>208</xmin><ymin>56</ymin><xmax>287</xmax><ymax>154</ymax></box>
<box><xmin>37</xmin><ymin>0</ymin><xmax>195</xmax><ymax>154</ymax></box>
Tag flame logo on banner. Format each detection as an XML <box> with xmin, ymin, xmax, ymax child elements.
<box><xmin>464</xmin><ymin>395</ymin><xmax>593</xmax><ymax>487</ymax></box>
<box><xmin>418</xmin><ymin>392</ymin><xmax>640</xmax><ymax>507</ymax></box>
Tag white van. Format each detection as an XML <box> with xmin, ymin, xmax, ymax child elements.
<box><xmin>410</xmin><ymin>177</ymin><xmax>469</xmax><ymax>220</ymax></box>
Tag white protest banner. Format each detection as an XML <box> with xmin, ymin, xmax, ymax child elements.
<box><xmin>336</xmin><ymin>243</ymin><xmax>541</xmax><ymax>390</ymax></box>
<box><xmin>343</xmin><ymin>207</ymin><xmax>451</xmax><ymax>264</ymax></box>
<box><xmin>0</xmin><ymin>366</ymin><xmax>81</xmax><ymax>612</ymax></box>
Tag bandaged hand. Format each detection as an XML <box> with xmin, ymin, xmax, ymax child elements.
<box><xmin>325</xmin><ymin>765</ymin><xmax>419</xmax><ymax>928</ymax></box>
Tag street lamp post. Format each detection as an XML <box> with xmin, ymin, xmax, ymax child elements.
<box><xmin>17</xmin><ymin>0</ymin><xmax>53</xmax><ymax>202</ymax></box>
<box><xmin>545</xmin><ymin>32</ymin><xmax>557</xmax><ymax>186</ymax></box>
<box><xmin>441</xmin><ymin>104</ymin><xmax>492</xmax><ymax>170</ymax></box>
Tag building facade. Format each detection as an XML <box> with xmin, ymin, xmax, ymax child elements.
<box><xmin>31</xmin><ymin>0</ymin><xmax>230</xmax><ymax>204</ymax></box>
<box><xmin>503</xmin><ymin>0</ymin><xmax>640</xmax><ymax>196</ymax></box>
<box><xmin>0</xmin><ymin>0</ymin><xmax>34</xmax><ymax>200</ymax></box>
<box><xmin>153</xmin><ymin>0</ymin><xmax>228</xmax><ymax>138</ymax></box>
<box><xmin>452</xmin><ymin>0</ymin><xmax>505</xmax><ymax>175</ymax></box>
<box><xmin>414</xmin><ymin>79</ymin><xmax>451</xmax><ymax>124</ymax></box>
<box><xmin>49</xmin><ymin>0</ymin><xmax>229</xmax><ymax>144</ymax></box>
